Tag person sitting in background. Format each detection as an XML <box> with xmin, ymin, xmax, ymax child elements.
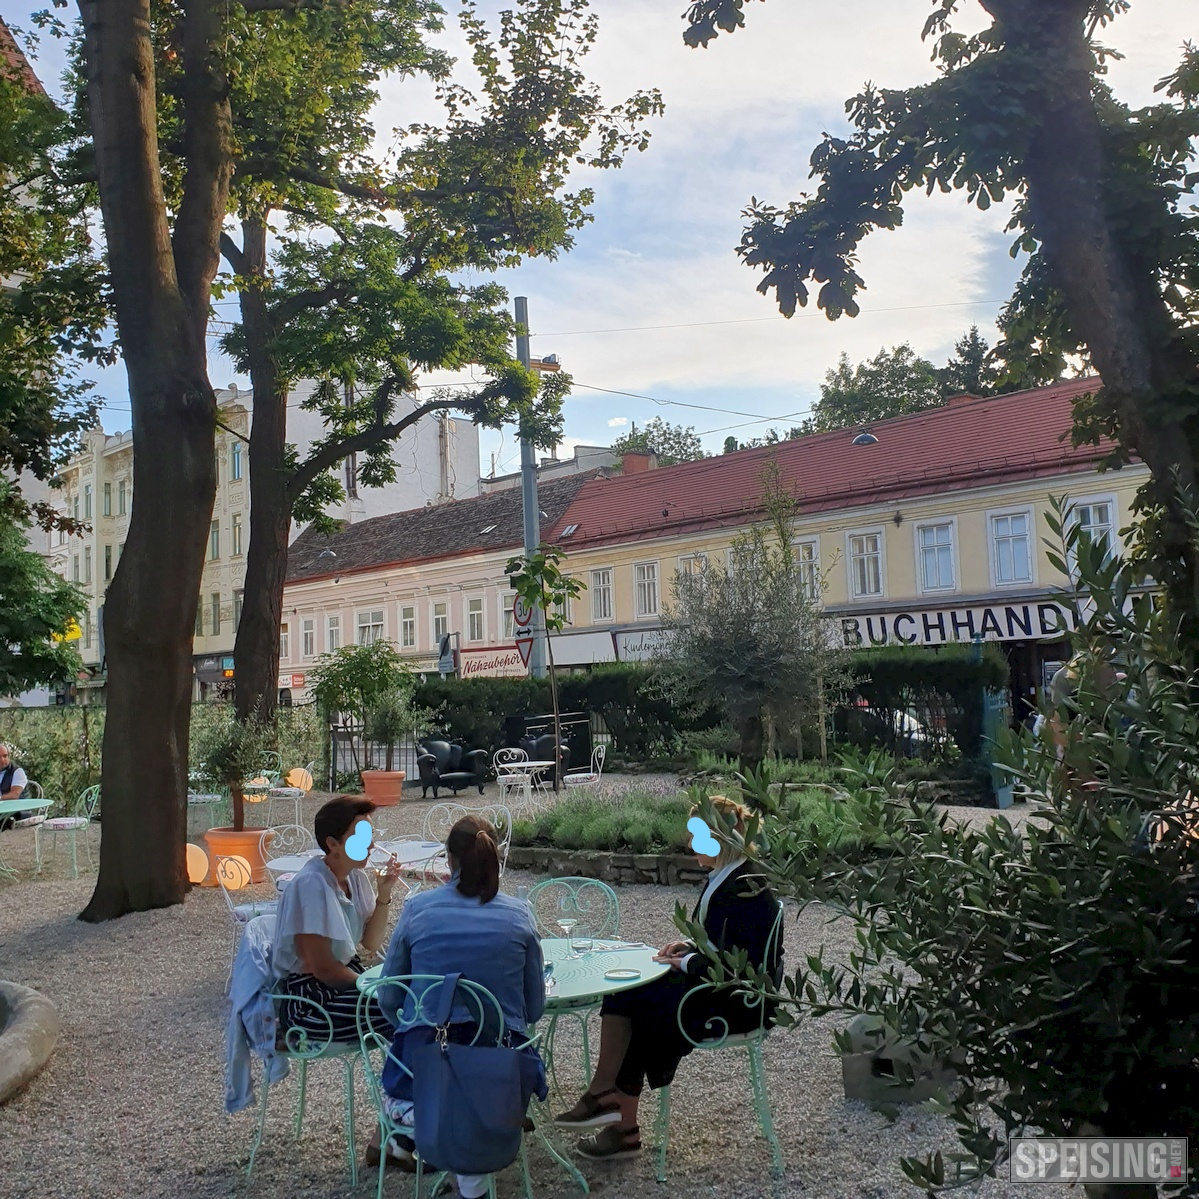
<box><xmin>371</xmin><ymin>814</ymin><xmax>547</xmax><ymax>1191</ymax></box>
<box><xmin>271</xmin><ymin>795</ymin><xmax>400</xmax><ymax>1042</ymax></box>
<box><xmin>553</xmin><ymin>795</ymin><xmax>781</xmax><ymax>1161</ymax></box>
<box><xmin>0</xmin><ymin>742</ymin><xmax>30</xmax><ymax>829</ymax></box>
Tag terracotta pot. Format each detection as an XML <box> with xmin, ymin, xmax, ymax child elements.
<box><xmin>361</xmin><ymin>770</ymin><xmax>406</xmax><ymax>806</ymax></box>
<box><xmin>200</xmin><ymin>825</ymin><xmax>270</xmax><ymax>886</ymax></box>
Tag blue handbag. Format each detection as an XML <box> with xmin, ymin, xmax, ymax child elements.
<box><xmin>410</xmin><ymin>973</ymin><xmax>528</xmax><ymax>1175</ymax></box>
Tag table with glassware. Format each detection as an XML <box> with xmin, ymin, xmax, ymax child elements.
<box><xmin>0</xmin><ymin>797</ymin><xmax>53</xmax><ymax>879</ymax></box>
<box><xmin>265</xmin><ymin>839</ymin><xmax>445</xmax><ymax>890</ymax></box>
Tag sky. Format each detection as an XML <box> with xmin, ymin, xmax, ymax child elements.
<box><xmin>4</xmin><ymin>0</ymin><xmax>1195</xmax><ymax>477</ymax></box>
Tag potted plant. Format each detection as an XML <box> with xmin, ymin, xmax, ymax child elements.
<box><xmin>193</xmin><ymin>712</ymin><xmax>275</xmax><ymax>884</ymax></box>
<box><xmin>309</xmin><ymin>641</ymin><xmax>426</xmax><ymax>804</ymax></box>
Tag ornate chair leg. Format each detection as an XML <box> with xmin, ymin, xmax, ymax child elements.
<box><xmin>747</xmin><ymin>1042</ymin><xmax>784</xmax><ymax>1177</ymax></box>
<box><xmin>247</xmin><ymin>1071</ymin><xmax>271</xmax><ymax>1178</ymax></box>
<box><xmin>342</xmin><ymin>1056</ymin><xmax>358</xmax><ymax>1186</ymax></box>
<box><xmin>578</xmin><ymin>1012</ymin><xmax>592</xmax><ymax>1082</ymax></box>
<box><xmin>654</xmin><ymin>1083</ymin><xmax>671</xmax><ymax>1183</ymax></box>
<box><xmin>293</xmin><ymin>1058</ymin><xmax>308</xmax><ymax>1140</ymax></box>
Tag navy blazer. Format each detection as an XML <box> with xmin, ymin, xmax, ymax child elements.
<box><xmin>686</xmin><ymin>861</ymin><xmax>781</xmax><ymax>980</ymax></box>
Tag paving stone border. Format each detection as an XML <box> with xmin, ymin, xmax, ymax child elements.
<box><xmin>0</xmin><ymin>980</ymin><xmax>61</xmax><ymax>1103</ymax></box>
<box><xmin>507</xmin><ymin>845</ymin><xmax>710</xmax><ymax>887</ymax></box>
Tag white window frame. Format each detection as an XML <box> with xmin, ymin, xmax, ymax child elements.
<box><xmin>103</xmin><ymin>482</ymin><xmax>111</xmax><ymax>517</ymax></box>
<box><xmin>230</xmin><ymin>441</ymin><xmax>243</xmax><ymax>481</ymax></box>
<box><xmin>466</xmin><ymin>595</ymin><xmax>485</xmax><ymax>643</ymax></box>
<box><xmin>634</xmin><ymin>561</ymin><xmax>660</xmax><ymax>619</ymax></box>
<box><xmin>231</xmin><ymin>512</ymin><xmax>243</xmax><ymax>556</ymax></box>
<box><xmin>234</xmin><ymin>589</ymin><xmax>244</xmax><ymax>628</ymax></box>
<box><xmin>400</xmin><ymin>605</ymin><xmax>416</xmax><ymax>649</ymax></box>
<box><xmin>209</xmin><ymin>520</ymin><xmax>220</xmax><ymax>560</ymax></box>
<box><xmin>301</xmin><ymin>617</ymin><xmax>315</xmax><ymax>659</ymax></box>
<box><xmin>590</xmin><ymin>567</ymin><xmax>614</xmax><ymax>623</ymax></box>
<box><xmin>677</xmin><ymin>552</ymin><xmax>708</xmax><ymax>576</ymax></box>
<box><xmin>211</xmin><ymin>592</ymin><xmax>222</xmax><ymax>637</ymax></box>
<box><xmin>83</xmin><ymin>484</ymin><xmax>92</xmax><ymax>520</ymax></box>
<box><xmin>279</xmin><ymin>621</ymin><xmax>290</xmax><ymax>661</ymax></box>
<box><xmin>847</xmin><ymin>528</ymin><xmax>886</xmax><ymax>600</ymax></box>
<box><xmin>553</xmin><ymin>583</ymin><xmax>573</xmax><ymax>627</ymax></box>
<box><xmin>914</xmin><ymin>517</ymin><xmax>958</xmax><ymax>595</ymax></box>
<box><xmin>356</xmin><ymin>608</ymin><xmax>385</xmax><ymax>645</ymax></box>
<box><xmin>502</xmin><ymin>593</ymin><xmax>516</xmax><ymax>639</ymax></box>
<box><xmin>987</xmin><ymin>504</ymin><xmax>1036</xmax><ymax>589</ymax></box>
<box><xmin>326</xmin><ymin>613</ymin><xmax>341</xmax><ymax>652</ymax></box>
<box><xmin>795</xmin><ymin>537</ymin><xmax>821</xmax><ymax>602</ymax></box>
<box><xmin>432</xmin><ymin>600</ymin><xmax>449</xmax><ymax>643</ymax></box>
<box><xmin>1069</xmin><ymin>492</ymin><xmax>1118</xmax><ymax>569</ymax></box>
<box><xmin>118</xmin><ymin>479</ymin><xmax>127</xmax><ymax>515</ymax></box>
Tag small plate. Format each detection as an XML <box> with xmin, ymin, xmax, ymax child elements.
<box><xmin>604</xmin><ymin>968</ymin><xmax>641</xmax><ymax>981</ymax></box>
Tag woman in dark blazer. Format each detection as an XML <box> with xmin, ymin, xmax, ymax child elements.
<box><xmin>553</xmin><ymin>795</ymin><xmax>782</xmax><ymax>1160</ymax></box>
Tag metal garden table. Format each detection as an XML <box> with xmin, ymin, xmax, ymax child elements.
<box><xmin>0</xmin><ymin>797</ymin><xmax>53</xmax><ymax>879</ymax></box>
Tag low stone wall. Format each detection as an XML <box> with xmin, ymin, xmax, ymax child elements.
<box><xmin>507</xmin><ymin>845</ymin><xmax>708</xmax><ymax>887</ymax></box>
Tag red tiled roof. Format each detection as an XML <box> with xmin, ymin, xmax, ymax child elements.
<box><xmin>556</xmin><ymin>377</ymin><xmax>1120</xmax><ymax>549</ymax></box>
<box><xmin>0</xmin><ymin>19</ymin><xmax>47</xmax><ymax>97</ymax></box>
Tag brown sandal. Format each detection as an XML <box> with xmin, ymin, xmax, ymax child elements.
<box><xmin>577</xmin><ymin>1124</ymin><xmax>642</xmax><ymax>1160</ymax></box>
<box><xmin>552</xmin><ymin>1087</ymin><xmax>623</xmax><ymax>1129</ymax></box>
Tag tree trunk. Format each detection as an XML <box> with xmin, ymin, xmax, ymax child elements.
<box><xmin>78</xmin><ymin>0</ymin><xmax>230</xmax><ymax>920</ymax></box>
<box><xmin>987</xmin><ymin>0</ymin><xmax>1199</xmax><ymax>618</ymax></box>
<box><xmin>232</xmin><ymin>216</ymin><xmax>290</xmax><ymax>729</ymax></box>
<box><xmin>738</xmin><ymin>713</ymin><xmax>764</xmax><ymax>775</ymax></box>
<box><xmin>546</xmin><ymin>617</ymin><xmax>562</xmax><ymax>791</ymax></box>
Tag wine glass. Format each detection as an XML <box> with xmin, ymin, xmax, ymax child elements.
<box><xmin>556</xmin><ymin>896</ymin><xmax>578</xmax><ymax>948</ymax></box>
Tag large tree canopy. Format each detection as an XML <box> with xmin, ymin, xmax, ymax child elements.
<box><xmin>612</xmin><ymin>415</ymin><xmax>706</xmax><ymax>465</ymax></box>
<box><xmin>685</xmin><ymin>0</ymin><xmax>1199</xmax><ymax>618</ymax></box>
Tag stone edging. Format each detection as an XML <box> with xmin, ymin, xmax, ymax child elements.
<box><xmin>0</xmin><ymin>980</ymin><xmax>61</xmax><ymax>1103</ymax></box>
<box><xmin>506</xmin><ymin>845</ymin><xmax>708</xmax><ymax>887</ymax></box>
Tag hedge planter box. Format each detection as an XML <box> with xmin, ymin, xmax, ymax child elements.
<box><xmin>507</xmin><ymin>845</ymin><xmax>709</xmax><ymax>887</ymax></box>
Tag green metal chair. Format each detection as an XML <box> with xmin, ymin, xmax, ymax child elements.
<box><xmin>526</xmin><ymin>877</ymin><xmax>620</xmax><ymax>1088</ymax></box>
<box><xmin>246</xmin><ymin>990</ymin><xmax>360</xmax><ymax>1185</ymax></box>
<box><xmin>356</xmin><ymin>973</ymin><xmax>588</xmax><ymax>1199</ymax></box>
<box><xmin>34</xmin><ymin>783</ymin><xmax>100</xmax><ymax>878</ymax></box>
<box><xmin>653</xmin><ymin>903</ymin><xmax>786</xmax><ymax>1182</ymax></box>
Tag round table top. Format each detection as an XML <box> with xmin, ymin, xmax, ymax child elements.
<box><xmin>355</xmin><ymin>937</ymin><xmax>669</xmax><ymax>1010</ymax></box>
<box><xmin>264</xmin><ymin>840</ymin><xmax>444</xmax><ymax>877</ymax></box>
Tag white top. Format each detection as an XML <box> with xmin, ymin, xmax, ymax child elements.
<box><xmin>270</xmin><ymin>856</ymin><xmax>375</xmax><ymax>979</ymax></box>
<box><xmin>2</xmin><ymin>765</ymin><xmax>27</xmax><ymax>794</ymax></box>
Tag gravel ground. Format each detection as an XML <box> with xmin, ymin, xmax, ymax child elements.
<box><xmin>0</xmin><ymin>783</ymin><xmax>1068</xmax><ymax>1199</ymax></box>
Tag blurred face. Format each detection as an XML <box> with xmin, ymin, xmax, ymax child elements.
<box><xmin>0</xmin><ymin>745</ymin><xmax>10</xmax><ymax>769</ymax></box>
<box><xmin>324</xmin><ymin>818</ymin><xmax>374</xmax><ymax>866</ymax></box>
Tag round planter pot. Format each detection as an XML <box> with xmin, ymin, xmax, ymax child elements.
<box><xmin>201</xmin><ymin>825</ymin><xmax>270</xmax><ymax>886</ymax></box>
<box><xmin>361</xmin><ymin>770</ymin><xmax>406</xmax><ymax>806</ymax></box>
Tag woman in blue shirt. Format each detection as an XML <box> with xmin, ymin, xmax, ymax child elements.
<box><xmin>371</xmin><ymin>814</ymin><xmax>546</xmax><ymax>1193</ymax></box>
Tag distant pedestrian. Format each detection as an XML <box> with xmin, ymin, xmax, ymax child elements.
<box><xmin>0</xmin><ymin>742</ymin><xmax>30</xmax><ymax>829</ymax></box>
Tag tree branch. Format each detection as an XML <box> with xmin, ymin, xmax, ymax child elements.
<box><xmin>272</xmin><ymin>279</ymin><xmax>356</xmax><ymax>325</ymax></box>
<box><xmin>218</xmin><ymin>230</ymin><xmax>246</xmax><ymax>275</ymax></box>
<box><xmin>277</xmin><ymin>163</ymin><xmax>515</xmax><ymax>208</ymax></box>
<box><xmin>240</xmin><ymin>0</ymin><xmax>351</xmax><ymax>11</ymax></box>
<box><xmin>215</xmin><ymin>415</ymin><xmax>249</xmax><ymax>444</ymax></box>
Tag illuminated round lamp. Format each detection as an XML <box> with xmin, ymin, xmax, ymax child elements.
<box><xmin>185</xmin><ymin>842</ymin><xmax>210</xmax><ymax>884</ymax></box>
<box><xmin>216</xmin><ymin>854</ymin><xmax>253</xmax><ymax>890</ymax></box>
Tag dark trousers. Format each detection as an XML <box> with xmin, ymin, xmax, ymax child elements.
<box><xmin>278</xmin><ymin>956</ymin><xmax>391</xmax><ymax>1045</ymax></box>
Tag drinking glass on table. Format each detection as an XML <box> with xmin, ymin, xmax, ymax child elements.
<box><xmin>556</xmin><ymin>896</ymin><xmax>578</xmax><ymax>949</ymax></box>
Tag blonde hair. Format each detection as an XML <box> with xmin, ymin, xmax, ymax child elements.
<box><xmin>692</xmin><ymin>794</ymin><xmax>752</xmax><ymax>867</ymax></box>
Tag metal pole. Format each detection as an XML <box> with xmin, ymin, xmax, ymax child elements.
<box><xmin>515</xmin><ymin>297</ymin><xmax>547</xmax><ymax>678</ymax></box>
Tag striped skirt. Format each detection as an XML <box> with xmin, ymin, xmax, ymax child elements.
<box><xmin>278</xmin><ymin>957</ymin><xmax>392</xmax><ymax>1045</ymax></box>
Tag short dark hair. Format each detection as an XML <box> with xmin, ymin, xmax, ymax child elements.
<box><xmin>446</xmin><ymin>815</ymin><xmax>500</xmax><ymax>902</ymax></box>
<box><xmin>314</xmin><ymin>795</ymin><xmax>376</xmax><ymax>854</ymax></box>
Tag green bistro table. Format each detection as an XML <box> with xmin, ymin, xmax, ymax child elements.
<box><xmin>0</xmin><ymin>797</ymin><xmax>53</xmax><ymax>880</ymax></box>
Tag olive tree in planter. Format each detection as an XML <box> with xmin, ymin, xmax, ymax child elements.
<box><xmin>308</xmin><ymin>641</ymin><xmax>419</xmax><ymax>804</ymax></box>
<box><xmin>505</xmin><ymin>545</ymin><xmax>585</xmax><ymax>786</ymax></box>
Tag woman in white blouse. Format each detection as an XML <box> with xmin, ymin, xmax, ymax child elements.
<box><xmin>271</xmin><ymin>795</ymin><xmax>401</xmax><ymax>1041</ymax></box>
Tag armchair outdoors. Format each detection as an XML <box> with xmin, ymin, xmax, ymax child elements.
<box><xmin>415</xmin><ymin>740</ymin><xmax>488</xmax><ymax>799</ymax></box>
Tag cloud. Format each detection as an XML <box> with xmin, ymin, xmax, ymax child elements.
<box><xmin>607</xmin><ymin>416</ymin><xmax>628</xmax><ymax>427</ymax></box>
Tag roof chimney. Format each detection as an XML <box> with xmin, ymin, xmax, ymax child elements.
<box><xmin>945</xmin><ymin>392</ymin><xmax>981</xmax><ymax>407</ymax></box>
<box><xmin>621</xmin><ymin>451</ymin><xmax>658</xmax><ymax>475</ymax></box>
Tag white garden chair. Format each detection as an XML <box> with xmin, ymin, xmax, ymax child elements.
<box><xmin>494</xmin><ymin>747</ymin><xmax>535</xmax><ymax>813</ymax></box>
<box><xmin>259</xmin><ymin>823</ymin><xmax>318</xmax><ymax>891</ymax></box>
<box><xmin>216</xmin><ymin>854</ymin><xmax>278</xmax><ymax>991</ymax></box>
<box><xmin>266</xmin><ymin>761</ymin><xmax>316</xmax><ymax>827</ymax></box>
<box><xmin>563</xmin><ymin>744</ymin><xmax>606</xmax><ymax>791</ymax></box>
<box><xmin>422</xmin><ymin>801</ymin><xmax>513</xmax><ymax>874</ymax></box>
<box><xmin>34</xmin><ymin>783</ymin><xmax>100</xmax><ymax>878</ymax></box>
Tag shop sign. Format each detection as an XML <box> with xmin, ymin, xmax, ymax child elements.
<box><xmin>459</xmin><ymin>647</ymin><xmax>527</xmax><ymax>679</ymax></box>
<box><xmin>615</xmin><ymin>628</ymin><xmax>674</xmax><ymax>661</ymax></box>
<box><xmin>840</xmin><ymin>600</ymin><xmax>1074</xmax><ymax>648</ymax></box>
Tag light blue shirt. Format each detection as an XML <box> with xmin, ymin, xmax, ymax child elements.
<box><xmin>380</xmin><ymin>881</ymin><xmax>545</xmax><ymax>1036</ymax></box>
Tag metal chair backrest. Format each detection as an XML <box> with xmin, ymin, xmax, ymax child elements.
<box><xmin>77</xmin><ymin>783</ymin><xmax>101</xmax><ymax>819</ymax></box>
<box><xmin>422</xmin><ymin>801</ymin><xmax>466</xmax><ymax>844</ymax></box>
<box><xmin>25</xmin><ymin>780</ymin><xmax>44</xmax><ymax>800</ymax></box>
<box><xmin>494</xmin><ymin>747</ymin><xmax>529</xmax><ymax>771</ymax></box>
<box><xmin>215</xmin><ymin>854</ymin><xmax>254</xmax><ymax>917</ymax></box>
<box><xmin>527</xmin><ymin>877</ymin><xmax>620</xmax><ymax>940</ymax></box>
<box><xmin>260</xmin><ymin>823</ymin><xmax>316</xmax><ymax>862</ymax></box>
<box><xmin>677</xmin><ymin>900</ymin><xmax>785</xmax><ymax>1049</ymax></box>
<box><xmin>591</xmin><ymin>744</ymin><xmax>606</xmax><ymax>775</ymax></box>
<box><xmin>355</xmin><ymin>973</ymin><xmax>507</xmax><ymax>1114</ymax></box>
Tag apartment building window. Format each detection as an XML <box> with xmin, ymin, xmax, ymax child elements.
<box><xmin>433</xmin><ymin>601</ymin><xmax>448</xmax><ymax>642</ymax></box>
<box><xmin>72</xmin><ymin>494</ymin><xmax>79</xmax><ymax>522</ymax></box>
<box><xmin>58</xmin><ymin>527</ymin><xmax>66</xmax><ymax>546</ymax></box>
<box><xmin>357</xmin><ymin>609</ymin><xmax>384</xmax><ymax>645</ymax></box>
<box><xmin>849</xmin><ymin>531</ymin><xmax>883</xmax><ymax>598</ymax></box>
<box><xmin>83</xmin><ymin>615</ymin><xmax>91</xmax><ymax>650</ymax></box>
<box><xmin>195</xmin><ymin>604</ymin><xmax>204</xmax><ymax>638</ymax></box>
<box><xmin>234</xmin><ymin>589</ymin><xmax>244</xmax><ymax>628</ymax></box>
<box><xmin>211</xmin><ymin>593</ymin><xmax>221</xmax><ymax>636</ymax></box>
<box><xmin>104</xmin><ymin>545</ymin><xmax>112</xmax><ymax>582</ymax></box>
<box><xmin>401</xmin><ymin>606</ymin><xmax>416</xmax><ymax>648</ymax></box>
<box><xmin>1074</xmin><ymin>496</ymin><xmax>1116</xmax><ymax>561</ymax></box>
<box><xmin>326</xmin><ymin>614</ymin><xmax>341</xmax><ymax>651</ymax></box>
<box><xmin>103</xmin><ymin>483</ymin><xmax>111</xmax><ymax>516</ymax></box>
<box><xmin>797</xmin><ymin>540</ymin><xmax>820</xmax><ymax>601</ymax></box>
<box><xmin>991</xmin><ymin>510</ymin><xmax>1032</xmax><ymax>585</ymax></box>
<box><xmin>231</xmin><ymin>442</ymin><xmax>243</xmax><ymax>481</ymax></box>
<box><xmin>467</xmin><ymin>597</ymin><xmax>484</xmax><ymax>642</ymax></box>
<box><xmin>83</xmin><ymin>484</ymin><xmax>92</xmax><ymax>519</ymax></box>
<box><xmin>231</xmin><ymin>513</ymin><xmax>243</xmax><ymax>556</ymax></box>
<box><xmin>280</xmin><ymin>621</ymin><xmax>290</xmax><ymax>660</ymax></box>
<box><xmin>83</xmin><ymin>546</ymin><xmax>92</xmax><ymax>584</ymax></box>
<box><xmin>72</xmin><ymin>554</ymin><xmax>80</xmax><ymax>583</ymax></box>
<box><xmin>213</xmin><ymin>446</ymin><xmax>222</xmax><ymax>482</ymax></box>
<box><xmin>634</xmin><ymin>562</ymin><xmax>659</xmax><ymax>618</ymax></box>
<box><xmin>502</xmin><ymin>594</ymin><xmax>515</xmax><ymax>639</ymax></box>
<box><xmin>302</xmin><ymin>617</ymin><xmax>315</xmax><ymax>658</ymax></box>
<box><xmin>553</xmin><ymin>587</ymin><xmax>573</xmax><ymax>626</ymax></box>
<box><xmin>918</xmin><ymin>521</ymin><xmax>955</xmax><ymax>592</ymax></box>
<box><xmin>118</xmin><ymin>480</ymin><xmax>127</xmax><ymax>515</ymax></box>
<box><xmin>117</xmin><ymin>541</ymin><xmax>124</xmax><ymax>561</ymax></box>
<box><xmin>591</xmin><ymin>568</ymin><xmax>613</xmax><ymax>622</ymax></box>
<box><xmin>678</xmin><ymin>553</ymin><xmax>707</xmax><ymax>576</ymax></box>
<box><xmin>209</xmin><ymin>520</ymin><xmax>220</xmax><ymax>560</ymax></box>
